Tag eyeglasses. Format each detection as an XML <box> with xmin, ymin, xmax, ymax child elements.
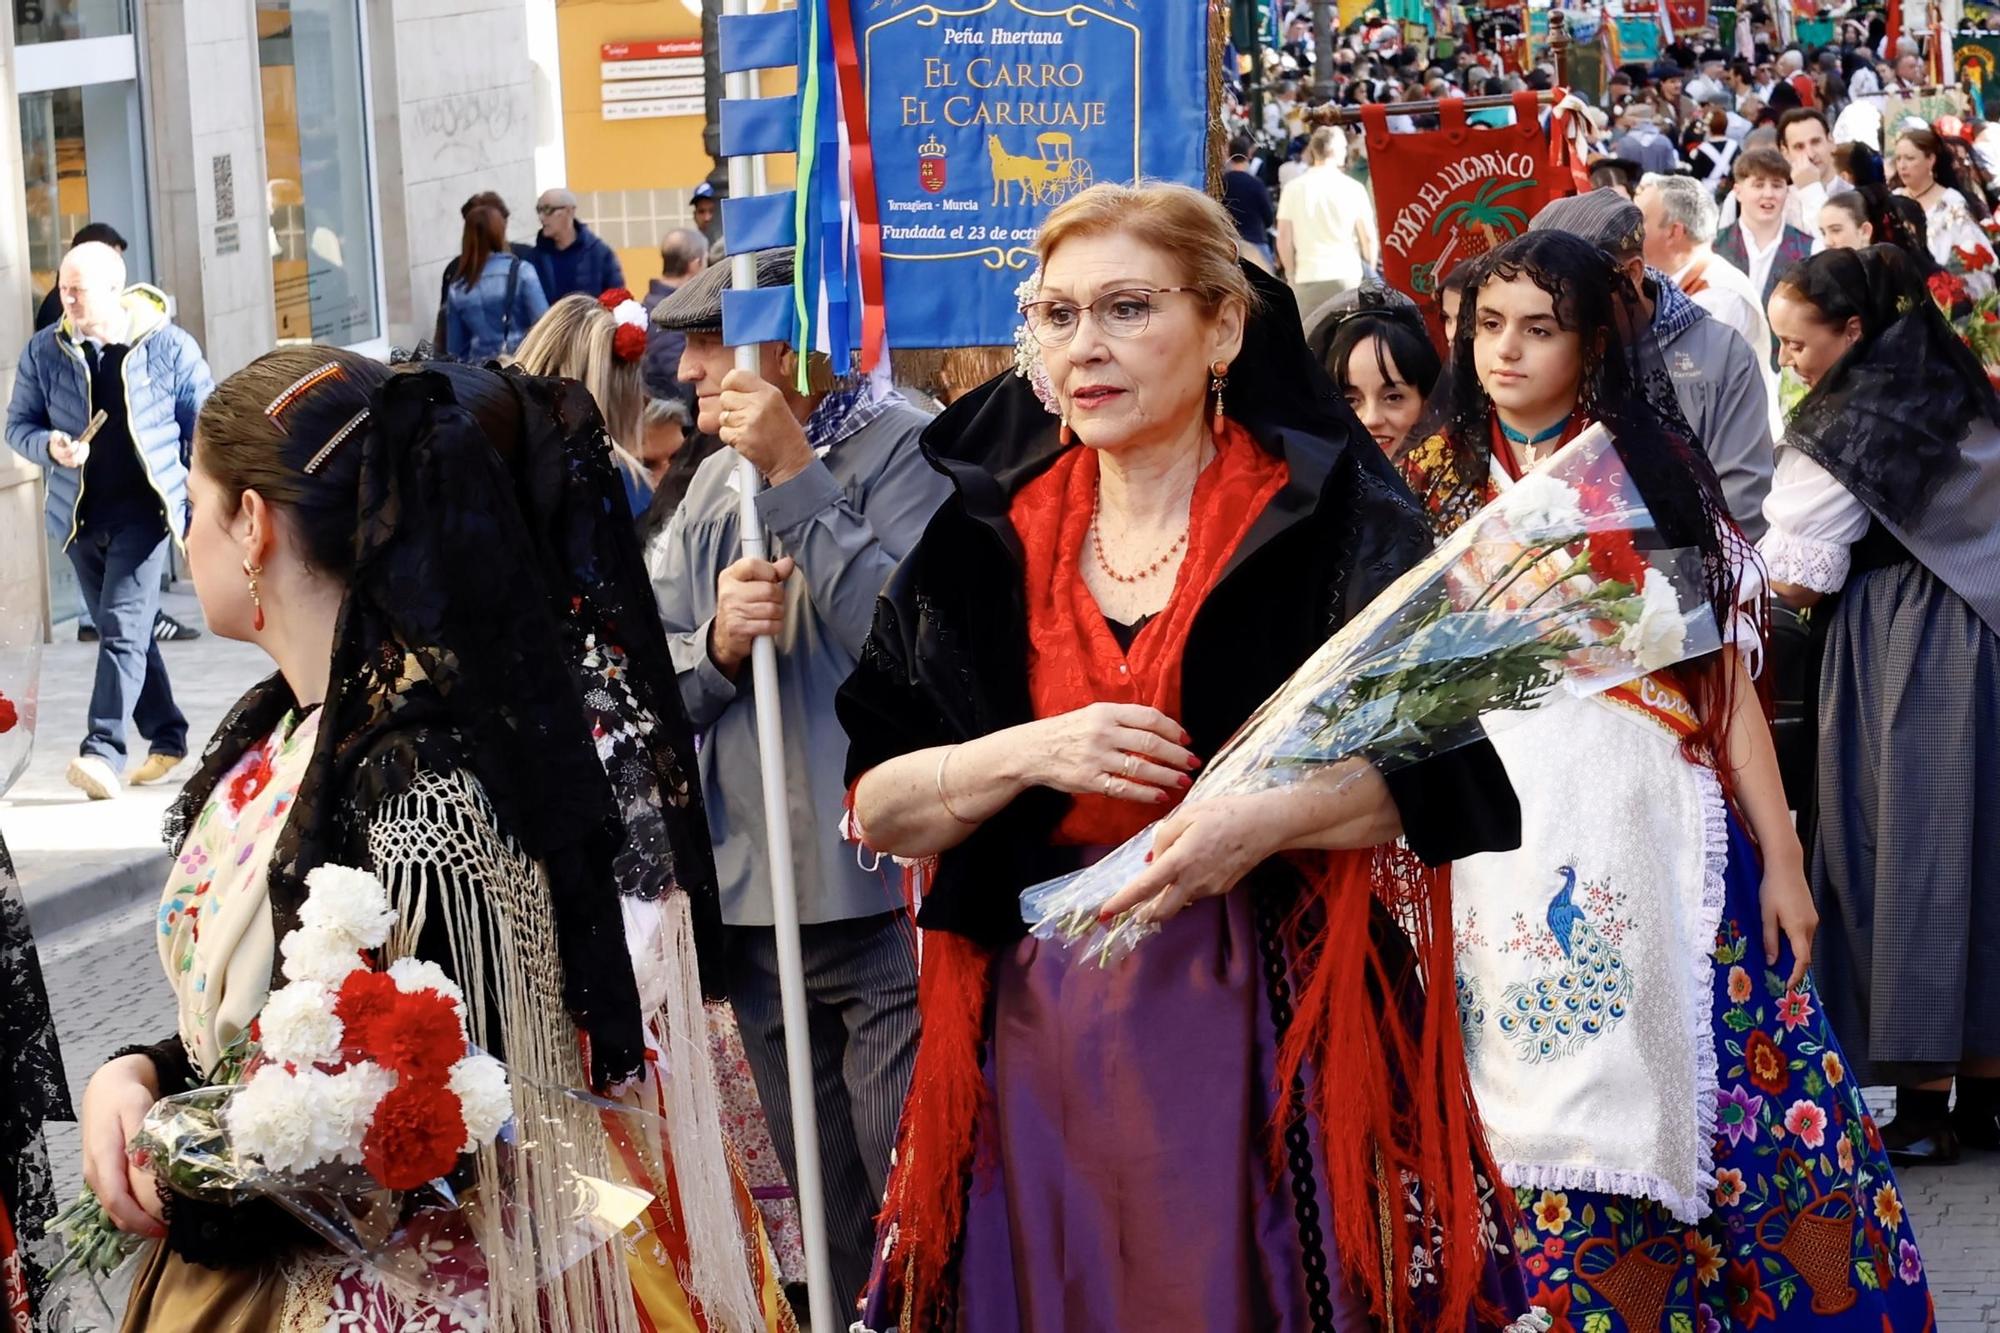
<box><xmin>535</xmin><ymin>204</ymin><xmax>573</xmax><ymax>216</ymax></box>
<box><xmin>1019</xmin><ymin>287</ymin><xmax>1200</xmax><ymax>348</ymax></box>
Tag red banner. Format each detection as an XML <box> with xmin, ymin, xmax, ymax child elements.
<box><xmin>1667</xmin><ymin>0</ymin><xmax>1708</xmax><ymax>33</ymax></box>
<box><xmin>1361</xmin><ymin>91</ymin><xmax>1584</xmax><ymax>334</ymax></box>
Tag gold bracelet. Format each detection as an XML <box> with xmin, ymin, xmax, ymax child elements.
<box><xmin>936</xmin><ymin>746</ymin><xmax>980</xmax><ymax>825</ymax></box>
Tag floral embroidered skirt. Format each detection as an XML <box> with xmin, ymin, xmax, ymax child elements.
<box><xmin>1510</xmin><ymin>814</ymin><xmax>1935</xmax><ymax>1332</ymax></box>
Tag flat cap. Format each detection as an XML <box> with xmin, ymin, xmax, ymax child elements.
<box><xmin>650</xmin><ymin>247</ymin><xmax>796</xmax><ymax>334</ymax></box>
<box><xmin>1530</xmin><ymin>187</ymin><xmax>1646</xmax><ymax>260</ymax></box>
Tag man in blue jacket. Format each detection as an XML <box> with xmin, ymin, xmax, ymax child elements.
<box><xmin>531</xmin><ymin>188</ymin><xmax>625</xmax><ymax>302</ymax></box>
<box><xmin>5</xmin><ymin>241</ymin><xmax>214</xmax><ymax>800</ymax></box>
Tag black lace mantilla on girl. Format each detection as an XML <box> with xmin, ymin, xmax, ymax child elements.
<box><xmin>0</xmin><ymin>828</ymin><xmax>71</xmax><ymax>1306</ymax></box>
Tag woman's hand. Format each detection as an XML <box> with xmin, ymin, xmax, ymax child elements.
<box><xmin>1096</xmin><ymin>791</ymin><xmax>1301</xmax><ymax>924</ymax></box>
<box><xmin>1761</xmin><ymin>858</ymin><xmax>1818</xmax><ymax>991</ymax></box>
<box><xmin>81</xmin><ymin>1054</ymin><xmax>167</xmax><ymax>1238</ymax></box>
<box><xmin>1024</xmin><ymin>703</ymin><xmax>1199</xmax><ymax>803</ymax></box>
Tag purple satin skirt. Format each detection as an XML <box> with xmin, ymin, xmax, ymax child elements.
<box><xmin>953</xmin><ymin>872</ymin><xmax>1534</xmax><ymax>1332</ymax></box>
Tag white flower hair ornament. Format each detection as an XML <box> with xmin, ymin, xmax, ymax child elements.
<box><xmin>1012</xmin><ymin>270</ymin><xmax>1062</xmax><ymax>418</ymax></box>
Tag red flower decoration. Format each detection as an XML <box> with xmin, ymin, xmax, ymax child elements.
<box><xmin>1930</xmin><ymin>271</ymin><xmax>1970</xmax><ymax>307</ymax></box>
<box><xmin>1956</xmin><ymin>243</ymin><xmax>1995</xmax><ymax>272</ymax></box>
<box><xmin>1725</xmin><ymin>1257</ymin><xmax>1776</xmax><ymax>1327</ymax></box>
<box><xmin>612</xmin><ymin>322</ymin><xmax>648</xmax><ymax>363</ymax></box>
<box><xmin>1526</xmin><ymin>1281</ymin><xmax>1574</xmax><ymax>1333</ymax></box>
<box><xmin>226</xmin><ymin>744</ymin><xmax>275</xmax><ymax>812</ymax></box>
<box><xmin>598</xmin><ymin>287</ymin><xmax>635</xmax><ymax>310</ymax></box>
<box><xmin>1524</xmin><ymin>1252</ymin><xmax>1550</xmax><ymax>1276</ymax></box>
<box><xmin>1542</xmin><ymin>1236</ymin><xmax>1566</xmax><ymax>1259</ymax></box>
<box><xmin>340</xmin><ymin>983</ymin><xmax>465</xmax><ymax>1079</ymax></box>
<box><xmin>1743</xmin><ymin>1029</ymin><xmax>1790</xmax><ymax>1096</ymax></box>
<box><xmin>0</xmin><ymin>691</ymin><xmax>16</xmax><ymax>734</ymax></box>
<box><xmin>361</xmin><ymin>1075</ymin><xmax>467</xmax><ymax>1191</ymax></box>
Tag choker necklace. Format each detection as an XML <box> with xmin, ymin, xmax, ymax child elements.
<box><xmin>1497</xmin><ymin>416</ymin><xmax>1570</xmax><ymax>447</ymax></box>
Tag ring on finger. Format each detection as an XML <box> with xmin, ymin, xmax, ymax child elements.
<box><xmin>1101</xmin><ymin>773</ymin><xmax>1115</xmax><ymax>796</ymax></box>
<box><xmin>1121</xmin><ymin>753</ymin><xmax>1137</xmax><ymax>779</ymax></box>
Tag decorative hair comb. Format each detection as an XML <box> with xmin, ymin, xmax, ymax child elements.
<box><xmin>303</xmin><ymin>408</ymin><xmax>370</xmax><ymax>475</ymax></box>
<box><xmin>264</xmin><ymin>362</ymin><xmax>346</xmax><ymax>420</ymax></box>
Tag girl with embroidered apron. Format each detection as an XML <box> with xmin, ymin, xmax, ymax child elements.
<box><xmin>1398</xmin><ymin>231</ymin><xmax>1934</xmax><ymax>1331</ymax></box>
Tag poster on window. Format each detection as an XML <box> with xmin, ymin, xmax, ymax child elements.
<box><xmin>854</xmin><ymin>0</ymin><xmax>1210</xmax><ymax>348</ymax></box>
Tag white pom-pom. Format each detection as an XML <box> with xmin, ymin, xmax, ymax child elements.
<box><xmin>278</xmin><ymin>922</ymin><xmax>365</xmax><ymax>985</ymax></box>
<box><xmin>386</xmin><ymin>957</ymin><xmax>466</xmax><ymax>1017</ymax></box>
<box><xmin>224</xmin><ymin>1066</ymin><xmax>349</xmax><ymax>1174</ymax></box>
<box><xmin>256</xmin><ymin>980</ymin><xmax>344</xmax><ymax>1067</ymax></box>
<box><xmin>300</xmin><ymin>865</ymin><xmax>397</xmax><ymax>949</ymax></box>
<box><xmin>321</xmin><ymin>1063</ymin><xmax>397</xmax><ymax>1164</ymax></box>
<box><xmin>447</xmin><ymin>1054</ymin><xmax>514</xmax><ymax>1152</ymax></box>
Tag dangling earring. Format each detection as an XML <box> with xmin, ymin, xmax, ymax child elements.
<box><xmin>1059</xmin><ymin>419</ymin><xmax>1074</xmax><ymax>446</ymax></box>
<box><xmin>1209</xmin><ymin>361</ymin><xmax>1230</xmax><ymax>430</ymax></box>
<box><xmin>243</xmin><ymin>558</ymin><xmax>265</xmax><ymax>633</ymax></box>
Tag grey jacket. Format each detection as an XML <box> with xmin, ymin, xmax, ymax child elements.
<box><xmin>1652</xmin><ymin>272</ymin><xmax>1774</xmax><ymax>541</ymax></box>
<box><xmin>653</xmin><ymin>397</ymin><xmax>949</xmax><ymax>927</ymax></box>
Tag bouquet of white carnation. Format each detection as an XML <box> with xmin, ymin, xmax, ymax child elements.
<box><xmin>1021</xmin><ymin>423</ymin><xmax>1723</xmax><ymax>965</ymax></box>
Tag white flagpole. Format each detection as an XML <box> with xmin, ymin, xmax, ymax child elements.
<box><xmin>721</xmin><ymin>2</ymin><xmax>840</xmax><ymax>1330</ymax></box>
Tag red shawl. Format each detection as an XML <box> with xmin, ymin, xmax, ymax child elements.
<box><xmin>879</xmin><ymin>423</ymin><xmax>1499</xmax><ymax>1332</ymax></box>
<box><xmin>1014</xmin><ymin>418</ymin><xmax>1287</xmax><ymax>845</ymax></box>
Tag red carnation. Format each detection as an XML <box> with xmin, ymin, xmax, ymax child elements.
<box><xmin>1930</xmin><ymin>271</ymin><xmax>1970</xmax><ymax>307</ymax></box>
<box><xmin>1957</xmin><ymin>244</ymin><xmax>1995</xmax><ymax>273</ymax></box>
<box><xmin>341</xmin><ymin>984</ymin><xmax>464</xmax><ymax>1078</ymax></box>
<box><xmin>612</xmin><ymin>322</ymin><xmax>647</xmax><ymax>363</ymax></box>
<box><xmin>335</xmin><ymin>968</ymin><xmax>399</xmax><ymax>1033</ymax></box>
<box><xmin>0</xmin><ymin>690</ymin><xmax>16</xmax><ymax>734</ymax></box>
<box><xmin>1743</xmin><ymin>1029</ymin><xmax>1790</xmax><ymax>1096</ymax></box>
<box><xmin>598</xmin><ymin>287</ymin><xmax>635</xmax><ymax>310</ymax></box>
<box><xmin>361</xmin><ymin>1075</ymin><xmax>466</xmax><ymax>1191</ymax></box>
<box><xmin>226</xmin><ymin>744</ymin><xmax>275</xmax><ymax>812</ymax></box>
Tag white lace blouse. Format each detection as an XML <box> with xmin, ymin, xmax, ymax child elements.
<box><xmin>1757</xmin><ymin>447</ymin><xmax>1871</xmax><ymax>594</ymax></box>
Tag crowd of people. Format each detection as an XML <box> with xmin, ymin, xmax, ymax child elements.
<box><xmin>0</xmin><ymin>13</ymin><xmax>1994</xmax><ymax>1333</ymax></box>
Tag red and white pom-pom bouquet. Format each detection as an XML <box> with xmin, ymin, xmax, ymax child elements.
<box><xmin>127</xmin><ymin>865</ymin><xmax>655</xmax><ymax>1321</ymax></box>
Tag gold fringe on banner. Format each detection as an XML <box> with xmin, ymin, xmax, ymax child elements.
<box><xmin>1208</xmin><ymin>0</ymin><xmax>1228</xmax><ymax>196</ymax></box>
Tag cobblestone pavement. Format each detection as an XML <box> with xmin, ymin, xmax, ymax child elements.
<box><xmin>30</xmin><ymin>897</ymin><xmax>2000</xmax><ymax>1328</ymax></box>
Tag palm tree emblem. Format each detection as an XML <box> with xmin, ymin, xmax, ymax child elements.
<box><xmin>1426</xmin><ymin>179</ymin><xmax>1538</xmax><ymax>285</ymax></box>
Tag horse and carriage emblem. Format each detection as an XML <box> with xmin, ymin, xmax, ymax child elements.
<box><xmin>985</xmin><ymin>132</ymin><xmax>1095</xmax><ymax>206</ymax></box>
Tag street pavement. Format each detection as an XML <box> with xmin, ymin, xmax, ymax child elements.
<box><xmin>11</xmin><ymin>589</ymin><xmax>1999</xmax><ymax>1329</ymax></box>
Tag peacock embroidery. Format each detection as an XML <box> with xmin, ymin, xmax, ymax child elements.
<box><xmin>1496</xmin><ymin>864</ymin><xmax>1633</xmax><ymax>1063</ymax></box>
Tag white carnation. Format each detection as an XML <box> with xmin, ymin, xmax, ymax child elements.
<box><xmin>386</xmin><ymin>957</ymin><xmax>466</xmax><ymax>1017</ymax></box>
<box><xmin>299</xmin><ymin>865</ymin><xmax>397</xmax><ymax>949</ymax></box>
<box><xmin>257</xmin><ymin>980</ymin><xmax>344</xmax><ymax>1067</ymax></box>
<box><xmin>225</xmin><ymin>1065</ymin><xmax>349</xmax><ymax>1175</ymax></box>
<box><xmin>320</xmin><ymin>1063</ymin><xmax>397</xmax><ymax>1164</ymax></box>
<box><xmin>447</xmin><ymin>1054</ymin><xmax>514</xmax><ymax>1151</ymax></box>
<box><xmin>1621</xmin><ymin>571</ymin><xmax>1691</xmax><ymax>671</ymax></box>
<box><xmin>278</xmin><ymin>922</ymin><xmax>365</xmax><ymax>985</ymax></box>
<box><xmin>1498</xmin><ymin>472</ymin><xmax>1587</xmax><ymax>545</ymax></box>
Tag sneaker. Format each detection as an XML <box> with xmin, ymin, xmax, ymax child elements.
<box><xmin>77</xmin><ymin>624</ymin><xmax>99</xmax><ymax>642</ymax></box>
<box><xmin>129</xmin><ymin>752</ymin><xmax>185</xmax><ymax>786</ymax></box>
<box><xmin>65</xmin><ymin>755</ymin><xmax>121</xmax><ymax>801</ymax></box>
<box><xmin>154</xmin><ymin>613</ymin><xmax>202</xmax><ymax>641</ymax></box>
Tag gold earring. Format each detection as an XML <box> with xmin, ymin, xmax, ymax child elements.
<box><xmin>1209</xmin><ymin>361</ymin><xmax>1230</xmax><ymax>430</ymax></box>
<box><xmin>243</xmin><ymin>558</ymin><xmax>265</xmax><ymax>632</ymax></box>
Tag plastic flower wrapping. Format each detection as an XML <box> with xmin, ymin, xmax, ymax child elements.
<box><xmin>1020</xmin><ymin>424</ymin><xmax>1724</xmax><ymax>965</ymax></box>
<box><xmin>46</xmin><ymin>865</ymin><xmax>658</xmax><ymax>1325</ymax></box>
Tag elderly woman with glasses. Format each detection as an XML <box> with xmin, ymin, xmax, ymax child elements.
<box><xmin>837</xmin><ymin>183</ymin><xmax>1540</xmax><ymax>1332</ymax></box>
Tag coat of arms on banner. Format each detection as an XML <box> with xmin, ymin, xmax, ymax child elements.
<box><xmin>918</xmin><ymin>134</ymin><xmax>948</xmax><ymax>193</ymax></box>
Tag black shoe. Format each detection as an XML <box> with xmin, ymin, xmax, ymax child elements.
<box><xmin>77</xmin><ymin>624</ymin><xmax>99</xmax><ymax>642</ymax></box>
<box><xmin>1883</xmin><ymin>1087</ymin><xmax>1960</xmax><ymax>1165</ymax></box>
<box><xmin>153</xmin><ymin>612</ymin><xmax>202</xmax><ymax>641</ymax></box>
<box><xmin>1952</xmin><ymin>1077</ymin><xmax>2000</xmax><ymax>1151</ymax></box>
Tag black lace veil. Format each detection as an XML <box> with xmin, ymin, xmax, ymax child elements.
<box><xmin>1779</xmin><ymin>244</ymin><xmax>2000</xmax><ymax>526</ymax></box>
<box><xmin>168</xmin><ymin>365</ymin><xmax>663</xmax><ymax>1086</ymax></box>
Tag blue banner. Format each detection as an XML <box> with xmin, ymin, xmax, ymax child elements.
<box><xmin>855</xmin><ymin>0</ymin><xmax>1211</xmax><ymax>349</ymax></box>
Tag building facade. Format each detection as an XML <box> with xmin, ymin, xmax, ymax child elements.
<box><xmin>3</xmin><ymin>0</ymin><xmax>720</xmax><ymax>630</ymax></box>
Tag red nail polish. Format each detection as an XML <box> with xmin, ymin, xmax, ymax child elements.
<box><xmin>1097</xmin><ymin>909</ymin><xmax>1113</xmax><ymax>924</ymax></box>
<box><xmin>1144</xmin><ymin>851</ymin><xmax>1153</xmax><ymax>862</ymax></box>
<box><xmin>1178</xmin><ymin>774</ymin><xmax>1193</xmax><ymax>789</ymax></box>
<box><xmin>1156</xmin><ymin>790</ymin><xmax>1173</xmax><ymax>804</ymax></box>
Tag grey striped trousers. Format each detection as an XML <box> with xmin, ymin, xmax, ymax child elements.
<box><xmin>725</xmin><ymin>911</ymin><xmax>920</xmax><ymax>1307</ymax></box>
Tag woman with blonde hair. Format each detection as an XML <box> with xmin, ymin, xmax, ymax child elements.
<box><xmin>512</xmin><ymin>291</ymin><xmax>655</xmax><ymax>517</ymax></box>
<box><xmin>842</xmin><ymin>181</ymin><xmax>1534</xmax><ymax>1331</ymax></box>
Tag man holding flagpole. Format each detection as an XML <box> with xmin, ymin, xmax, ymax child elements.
<box><xmin>649</xmin><ymin>247</ymin><xmax>947</xmax><ymax>1307</ymax></box>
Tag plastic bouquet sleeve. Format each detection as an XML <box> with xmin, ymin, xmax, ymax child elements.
<box><xmin>1020</xmin><ymin>423</ymin><xmax>1724</xmax><ymax>966</ymax></box>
